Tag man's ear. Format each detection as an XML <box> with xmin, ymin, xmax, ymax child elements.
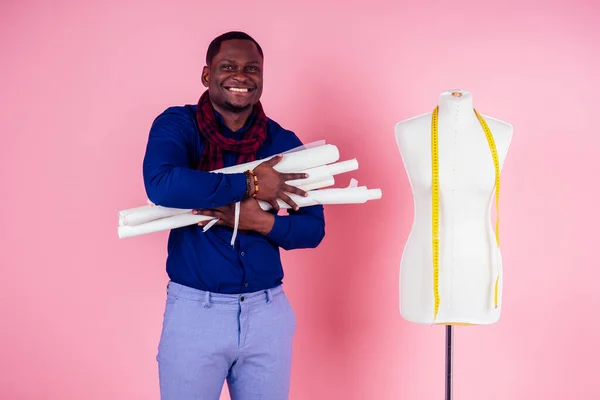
<box><xmin>201</xmin><ymin>66</ymin><xmax>209</xmax><ymax>87</ymax></box>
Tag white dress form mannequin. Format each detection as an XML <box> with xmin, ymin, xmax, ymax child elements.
<box><xmin>395</xmin><ymin>89</ymin><xmax>513</xmax><ymax>325</ymax></box>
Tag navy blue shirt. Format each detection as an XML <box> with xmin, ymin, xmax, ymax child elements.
<box><xmin>142</xmin><ymin>104</ymin><xmax>326</xmax><ymax>294</ymax></box>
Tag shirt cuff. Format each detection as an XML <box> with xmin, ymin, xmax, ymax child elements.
<box><xmin>228</xmin><ymin>172</ymin><xmax>248</xmax><ymax>203</ymax></box>
<box><xmin>265</xmin><ymin>214</ymin><xmax>290</xmax><ymax>243</ymax></box>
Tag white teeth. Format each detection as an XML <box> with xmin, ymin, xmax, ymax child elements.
<box><xmin>228</xmin><ymin>87</ymin><xmax>249</xmax><ymax>92</ymax></box>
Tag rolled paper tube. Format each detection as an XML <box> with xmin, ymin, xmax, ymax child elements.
<box><xmin>118</xmin><ymin>204</ymin><xmax>154</xmax><ymax>225</ymax></box>
<box><xmin>258</xmin><ymin>187</ymin><xmax>383</xmax><ymax>210</ymax></box>
<box><xmin>119</xmin><ymin>204</ymin><xmax>189</xmax><ymax>227</ymax></box>
<box><xmin>117</xmin><ymin>176</ymin><xmax>336</xmax><ymax>227</ymax></box>
<box><xmin>117</xmin><ymin>172</ymin><xmax>337</xmax><ymax>227</ymax></box>
<box><xmin>212</xmin><ymin>144</ymin><xmax>340</xmax><ymax>174</ymax></box>
<box><xmin>118</xmin><ymin>145</ymin><xmax>340</xmax><ymax>226</ymax></box>
<box><xmin>119</xmin><ymin>186</ymin><xmax>382</xmax><ymax>238</ymax></box>
<box><xmin>118</xmin><ymin>213</ymin><xmax>215</xmax><ymax>239</ymax></box>
<box><xmin>285</xmin><ymin>165</ymin><xmax>330</xmax><ymax>186</ymax></box>
<box><xmin>288</xmin><ymin>173</ymin><xmax>333</xmax><ymax>191</ymax></box>
<box><xmin>119</xmin><ymin>204</ymin><xmax>153</xmax><ymax>216</ymax></box>
<box><xmin>325</xmin><ymin>159</ymin><xmax>359</xmax><ymax>176</ymax></box>
<box><xmin>299</xmin><ymin>177</ymin><xmax>335</xmax><ymax>191</ymax></box>
<box><xmin>286</xmin><ymin>159</ymin><xmax>358</xmax><ymax>187</ymax></box>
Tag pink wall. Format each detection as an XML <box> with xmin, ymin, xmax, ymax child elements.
<box><xmin>2</xmin><ymin>0</ymin><xmax>599</xmax><ymax>399</ymax></box>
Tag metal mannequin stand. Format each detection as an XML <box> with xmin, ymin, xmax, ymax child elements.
<box><xmin>445</xmin><ymin>326</ymin><xmax>453</xmax><ymax>400</ymax></box>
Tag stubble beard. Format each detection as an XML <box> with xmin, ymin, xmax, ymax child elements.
<box><xmin>224</xmin><ymin>100</ymin><xmax>252</xmax><ymax>114</ymax></box>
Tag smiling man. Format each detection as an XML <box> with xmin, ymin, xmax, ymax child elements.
<box><xmin>142</xmin><ymin>31</ymin><xmax>326</xmax><ymax>400</ymax></box>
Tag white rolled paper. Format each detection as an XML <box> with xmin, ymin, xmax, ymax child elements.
<box><xmin>212</xmin><ymin>144</ymin><xmax>340</xmax><ymax>174</ymax></box>
<box><xmin>326</xmin><ymin>159</ymin><xmax>359</xmax><ymax>176</ymax></box>
<box><xmin>117</xmin><ymin>176</ymin><xmax>337</xmax><ymax>228</ymax></box>
<box><xmin>287</xmin><ymin>159</ymin><xmax>358</xmax><ymax>187</ymax></box>
<box><xmin>118</xmin><ymin>204</ymin><xmax>153</xmax><ymax>226</ymax></box>
<box><xmin>118</xmin><ymin>144</ymin><xmax>344</xmax><ymax>227</ymax></box>
<box><xmin>298</xmin><ymin>177</ymin><xmax>335</xmax><ymax>191</ymax></box>
<box><xmin>117</xmin><ymin>141</ymin><xmax>382</xmax><ymax>240</ymax></box>
<box><xmin>118</xmin><ymin>213</ymin><xmax>215</xmax><ymax>239</ymax></box>
<box><xmin>118</xmin><ymin>186</ymin><xmax>382</xmax><ymax>238</ymax></box>
<box><xmin>258</xmin><ymin>186</ymin><xmax>383</xmax><ymax>211</ymax></box>
<box><xmin>119</xmin><ymin>205</ymin><xmax>188</xmax><ymax>227</ymax></box>
<box><xmin>117</xmin><ymin>159</ymin><xmax>358</xmax><ymax>227</ymax></box>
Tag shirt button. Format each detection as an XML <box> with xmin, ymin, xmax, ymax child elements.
<box><xmin>240</xmin><ymin>252</ymin><xmax>245</xmax><ymax>257</ymax></box>
<box><xmin>244</xmin><ymin>283</ymin><xmax>249</xmax><ymax>287</ymax></box>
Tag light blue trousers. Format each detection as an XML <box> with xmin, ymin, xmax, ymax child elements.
<box><xmin>157</xmin><ymin>281</ymin><xmax>296</xmax><ymax>400</ymax></box>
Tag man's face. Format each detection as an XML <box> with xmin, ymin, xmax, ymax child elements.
<box><xmin>202</xmin><ymin>39</ymin><xmax>263</xmax><ymax>113</ymax></box>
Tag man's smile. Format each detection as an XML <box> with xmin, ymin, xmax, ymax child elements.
<box><xmin>224</xmin><ymin>86</ymin><xmax>255</xmax><ymax>93</ymax></box>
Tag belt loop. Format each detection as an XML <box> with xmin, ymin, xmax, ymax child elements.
<box><xmin>266</xmin><ymin>288</ymin><xmax>273</xmax><ymax>304</ymax></box>
<box><xmin>204</xmin><ymin>291</ymin><xmax>211</xmax><ymax>308</ymax></box>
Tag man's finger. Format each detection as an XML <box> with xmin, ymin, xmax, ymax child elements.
<box><xmin>283</xmin><ymin>184</ymin><xmax>308</xmax><ymax>197</ymax></box>
<box><xmin>268</xmin><ymin>199</ymin><xmax>280</xmax><ymax>213</ymax></box>
<box><xmin>279</xmin><ymin>193</ymin><xmax>300</xmax><ymax>211</ymax></box>
<box><xmin>194</xmin><ymin>209</ymin><xmax>218</xmax><ymax>217</ymax></box>
<box><xmin>283</xmin><ymin>172</ymin><xmax>309</xmax><ymax>181</ymax></box>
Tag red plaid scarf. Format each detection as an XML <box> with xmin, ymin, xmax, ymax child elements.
<box><xmin>195</xmin><ymin>90</ymin><xmax>267</xmax><ymax>171</ymax></box>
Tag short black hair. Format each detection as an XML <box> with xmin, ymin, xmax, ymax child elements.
<box><xmin>205</xmin><ymin>31</ymin><xmax>264</xmax><ymax>65</ymax></box>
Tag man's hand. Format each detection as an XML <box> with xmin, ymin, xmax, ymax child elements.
<box><xmin>193</xmin><ymin>198</ymin><xmax>275</xmax><ymax>236</ymax></box>
<box><xmin>251</xmin><ymin>155</ymin><xmax>308</xmax><ymax>211</ymax></box>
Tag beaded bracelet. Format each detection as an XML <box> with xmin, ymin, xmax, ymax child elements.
<box><xmin>245</xmin><ymin>170</ymin><xmax>259</xmax><ymax>198</ymax></box>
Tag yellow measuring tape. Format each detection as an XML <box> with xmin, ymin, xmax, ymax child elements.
<box><xmin>431</xmin><ymin>107</ymin><xmax>500</xmax><ymax>321</ymax></box>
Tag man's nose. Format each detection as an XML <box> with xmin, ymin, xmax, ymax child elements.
<box><xmin>231</xmin><ymin>70</ymin><xmax>249</xmax><ymax>81</ymax></box>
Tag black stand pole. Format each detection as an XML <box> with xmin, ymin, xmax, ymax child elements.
<box><xmin>445</xmin><ymin>325</ymin><xmax>453</xmax><ymax>400</ymax></box>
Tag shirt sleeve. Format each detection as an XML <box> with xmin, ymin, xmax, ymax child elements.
<box><xmin>263</xmin><ymin>126</ymin><xmax>326</xmax><ymax>250</ymax></box>
<box><xmin>266</xmin><ymin>205</ymin><xmax>326</xmax><ymax>250</ymax></box>
<box><xmin>142</xmin><ymin>107</ymin><xmax>247</xmax><ymax>210</ymax></box>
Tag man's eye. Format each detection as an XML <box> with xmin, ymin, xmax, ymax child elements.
<box><xmin>222</xmin><ymin>65</ymin><xmax>234</xmax><ymax>70</ymax></box>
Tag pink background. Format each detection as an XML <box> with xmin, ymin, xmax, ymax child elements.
<box><xmin>2</xmin><ymin>0</ymin><xmax>599</xmax><ymax>399</ymax></box>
